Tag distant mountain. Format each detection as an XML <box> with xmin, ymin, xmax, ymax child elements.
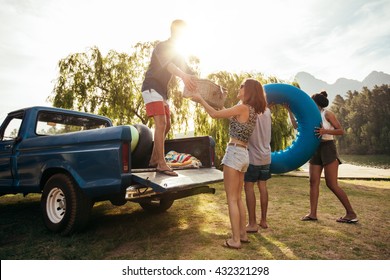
<box><xmin>294</xmin><ymin>71</ymin><xmax>390</xmax><ymax>104</ymax></box>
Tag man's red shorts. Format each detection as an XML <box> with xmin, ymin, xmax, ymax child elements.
<box><xmin>145</xmin><ymin>101</ymin><xmax>170</xmax><ymax>118</ymax></box>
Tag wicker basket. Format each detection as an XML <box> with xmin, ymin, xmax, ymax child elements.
<box><xmin>183</xmin><ymin>79</ymin><xmax>226</xmax><ymax>109</ymax></box>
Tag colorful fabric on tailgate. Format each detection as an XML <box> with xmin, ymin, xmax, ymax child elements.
<box><xmin>165</xmin><ymin>151</ymin><xmax>202</xmax><ymax>168</ymax></box>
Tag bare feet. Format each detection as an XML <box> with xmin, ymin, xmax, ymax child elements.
<box><xmin>246</xmin><ymin>224</ymin><xmax>259</xmax><ymax>233</ymax></box>
<box><xmin>259</xmin><ymin>220</ymin><xmax>268</xmax><ymax>229</ymax></box>
<box><xmin>240</xmin><ymin>232</ymin><xmax>249</xmax><ymax>243</ymax></box>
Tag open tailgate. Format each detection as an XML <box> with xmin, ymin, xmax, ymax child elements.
<box><xmin>126</xmin><ymin>168</ymin><xmax>223</xmax><ymax>201</ymax></box>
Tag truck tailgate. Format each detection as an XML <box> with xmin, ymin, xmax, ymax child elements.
<box><xmin>129</xmin><ymin>168</ymin><xmax>223</xmax><ymax>193</ymax></box>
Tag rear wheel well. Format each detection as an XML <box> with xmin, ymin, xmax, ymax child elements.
<box><xmin>40</xmin><ymin>168</ymin><xmax>74</xmax><ymax>192</ymax></box>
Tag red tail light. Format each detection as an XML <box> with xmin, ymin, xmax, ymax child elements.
<box><xmin>122</xmin><ymin>142</ymin><xmax>130</xmax><ymax>173</ymax></box>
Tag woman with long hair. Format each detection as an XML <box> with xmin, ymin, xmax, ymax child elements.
<box><xmin>191</xmin><ymin>78</ymin><xmax>267</xmax><ymax>249</ymax></box>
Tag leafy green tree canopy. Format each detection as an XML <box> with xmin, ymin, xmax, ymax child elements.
<box><xmin>50</xmin><ymin>43</ymin><xmax>297</xmax><ymax>163</ymax></box>
<box><xmin>331</xmin><ymin>84</ymin><xmax>390</xmax><ymax>155</ymax></box>
<box><xmin>50</xmin><ymin>43</ymin><xmax>157</xmax><ymax>126</ymax></box>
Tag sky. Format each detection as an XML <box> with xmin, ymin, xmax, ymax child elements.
<box><xmin>1</xmin><ymin>0</ymin><xmax>389</xmax><ymax>121</ymax></box>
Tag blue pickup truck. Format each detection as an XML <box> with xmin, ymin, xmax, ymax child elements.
<box><xmin>0</xmin><ymin>106</ymin><xmax>222</xmax><ymax>235</ymax></box>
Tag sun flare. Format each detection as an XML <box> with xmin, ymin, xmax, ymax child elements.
<box><xmin>174</xmin><ymin>19</ymin><xmax>218</xmax><ymax>75</ymax></box>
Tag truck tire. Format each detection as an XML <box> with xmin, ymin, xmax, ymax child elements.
<box><xmin>139</xmin><ymin>198</ymin><xmax>174</xmax><ymax>214</ymax></box>
<box><xmin>131</xmin><ymin>124</ymin><xmax>153</xmax><ymax>169</ymax></box>
<box><xmin>109</xmin><ymin>195</ymin><xmax>127</xmax><ymax>206</ymax></box>
<box><xmin>41</xmin><ymin>173</ymin><xmax>93</xmax><ymax>235</ymax></box>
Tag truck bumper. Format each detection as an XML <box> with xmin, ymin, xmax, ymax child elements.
<box><xmin>126</xmin><ymin>185</ymin><xmax>215</xmax><ymax>203</ymax></box>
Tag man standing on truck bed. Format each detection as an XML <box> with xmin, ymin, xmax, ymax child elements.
<box><xmin>141</xmin><ymin>19</ymin><xmax>197</xmax><ymax>176</ymax></box>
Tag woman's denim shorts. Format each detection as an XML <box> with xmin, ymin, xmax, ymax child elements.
<box><xmin>221</xmin><ymin>145</ymin><xmax>249</xmax><ymax>172</ymax></box>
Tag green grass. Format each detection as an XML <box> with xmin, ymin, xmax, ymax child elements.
<box><xmin>340</xmin><ymin>154</ymin><xmax>390</xmax><ymax>169</ymax></box>
<box><xmin>1</xmin><ymin>176</ymin><xmax>389</xmax><ymax>260</ymax></box>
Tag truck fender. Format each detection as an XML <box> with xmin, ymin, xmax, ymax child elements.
<box><xmin>40</xmin><ymin>159</ymin><xmax>85</xmax><ymax>192</ymax></box>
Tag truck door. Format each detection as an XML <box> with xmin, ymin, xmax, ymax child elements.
<box><xmin>0</xmin><ymin>114</ymin><xmax>23</xmax><ymax>190</ymax></box>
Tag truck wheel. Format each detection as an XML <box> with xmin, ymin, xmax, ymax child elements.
<box><xmin>131</xmin><ymin>124</ymin><xmax>153</xmax><ymax>169</ymax></box>
<box><xmin>139</xmin><ymin>199</ymin><xmax>174</xmax><ymax>213</ymax></box>
<box><xmin>110</xmin><ymin>195</ymin><xmax>127</xmax><ymax>206</ymax></box>
<box><xmin>41</xmin><ymin>174</ymin><xmax>93</xmax><ymax>235</ymax></box>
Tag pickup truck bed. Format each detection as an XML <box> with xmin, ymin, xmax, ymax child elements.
<box><xmin>125</xmin><ymin>134</ymin><xmax>223</xmax><ymax>213</ymax></box>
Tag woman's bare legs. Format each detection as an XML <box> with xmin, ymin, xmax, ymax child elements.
<box><xmin>324</xmin><ymin>160</ymin><xmax>357</xmax><ymax>220</ymax></box>
<box><xmin>302</xmin><ymin>164</ymin><xmax>322</xmax><ymax>220</ymax></box>
<box><xmin>224</xmin><ymin>166</ymin><xmax>247</xmax><ymax>248</ymax></box>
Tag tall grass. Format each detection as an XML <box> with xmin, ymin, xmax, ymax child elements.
<box><xmin>0</xmin><ymin>177</ymin><xmax>389</xmax><ymax>260</ymax></box>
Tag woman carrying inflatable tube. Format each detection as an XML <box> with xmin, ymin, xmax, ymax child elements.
<box><xmin>301</xmin><ymin>91</ymin><xmax>358</xmax><ymax>224</ymax></box>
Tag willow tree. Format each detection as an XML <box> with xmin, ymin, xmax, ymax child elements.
<box><xmin>49</xmin><ymin>42</ymin><xmax>195</xmax><ymax>132</ymax></box>
<box><xmin>168</xmin><ymin>55</ymin><xmax>200</xmax><ymax>137</ymax></box>
<box><xmin>193</xmin><ymin>71</ymin><xmax>296</xmax><ymax>165</ymax></box>
<box><xmin>50</xmin><ymin>45</ymin><xmax>296</xmax><ymax>163</ymax></box>
<box><xmin>50</xmin><ymin>43</ymin><xmax>153</xmax><ymax>125</ymax></box>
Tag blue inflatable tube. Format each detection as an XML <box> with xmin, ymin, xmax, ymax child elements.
<box><xmin>263</xmin><ymin>84</ymin><xmax>321</xmax><ymax>174</ymax></box>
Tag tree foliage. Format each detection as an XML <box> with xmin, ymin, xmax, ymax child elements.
<box><xmin>195</xmin><ymin>72</ymin><xmax>296</xmax><ymax>164</ymax></box>
<box><xmin>50</xmin><ymin>43</ymin><xmax>201</xmax><ymax>139</ymax></box>
<box><xmin>50</xmin><ymin>43</ymin><xmax>297</xmax><ymax>164</ymax></box>
<box><xmin>50</xmin><ymin>43</ymin><xmax>157</xmax><ymax>126</ymax></box>
<box><xmin>331</xmin><ymin>84</ymin><xmax>390</xmax><ymax>155</ymax></box>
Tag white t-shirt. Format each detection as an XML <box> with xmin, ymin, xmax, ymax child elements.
<box><xmin>248</xmin><ymin>108</ymin><xmax>272</xmax><ymax>165</ymax></box>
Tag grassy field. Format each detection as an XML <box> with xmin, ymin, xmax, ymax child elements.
<box><xmin>1</xmin><ymin>176</ymin><xmax>389</xmax><ymax>260</ymax></box>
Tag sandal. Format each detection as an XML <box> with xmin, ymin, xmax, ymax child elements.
<box><xmin>336</xmin><ymin>217</ymin><xmax>358</xmax><ymax>224</ymax></box>
<box><xmin>223</xmin><ymin>240</ymin><xmax>241</xmax><ymax>250</ymax></box>
<box><xmin>156</xmin><ymin>168</ymin><xmax>178</xmax><ymax>176</ymax></box>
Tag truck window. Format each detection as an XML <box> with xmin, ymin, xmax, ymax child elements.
<box><xmin>1</xmin><ymin>117</ymin><xmax>23</xmax><ymax>140</ymax></box>
<box><xmin>36</xmin><ymin>111</ymin><xmax>110</xmax><ymax>136</ymax></box>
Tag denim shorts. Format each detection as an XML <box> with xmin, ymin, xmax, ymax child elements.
<box><xmin>244</xmin><ymin>164</ymin><xmax>271</xmax><ymax>182</ymax></box>
<box><xmin>221</xmin><ymin>145</ymin><xmax>249</xmax><ymax>172</ymax></box>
